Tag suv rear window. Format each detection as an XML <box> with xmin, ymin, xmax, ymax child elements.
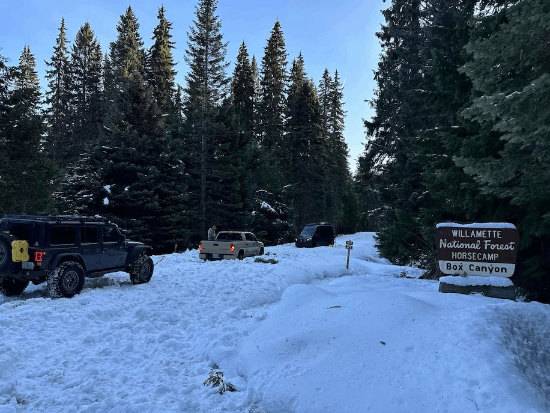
<box><xmin>50</xmin><ymin>226</ymin><xmax>76</xmax><ymax>245</ymax></box>
<box><xmin>318</xmin><ymin>226</ymin><xmax>333</xmax><ymax>237</ymax></box>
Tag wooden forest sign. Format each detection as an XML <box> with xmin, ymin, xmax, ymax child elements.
<box><xmin>434</xmin><ymin>223</ymin><xmax>520</xmax><ymax>277</ymax></box>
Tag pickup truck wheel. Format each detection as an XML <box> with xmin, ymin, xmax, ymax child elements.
<box><xmin>237</xmin><ymin>251</ymin><xmax>245</xmax><ymax>260</ymax></box>
<box><xmin>130</xmin><ymin>255</ymin><xmax>154</xmax><ymax>285</ymax></box>
<box><xmin>0</xmin><ymin>278</ymin><xmax>29</xmax><ymax>296</ymax></box>
<box><xmin>47</xmin><ymin>261</ymin><xmax>85</xmax><ymax>298</ymax></box>
<box><xmin>0</xmin><ymin>234</ymin><xmax>19</xmax><ymax>274</ymax></box>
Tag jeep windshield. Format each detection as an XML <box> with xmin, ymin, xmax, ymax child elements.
<box><xmin>299</xmin><ymin>225</ymin><xmax>317</xmax><ymax>238</ymax></box>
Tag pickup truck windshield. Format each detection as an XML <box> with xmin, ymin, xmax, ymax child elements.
<box><xmin>216</xmin><ymin>233</ymin><xmax>243</xmax><ymax>241</ymax></box>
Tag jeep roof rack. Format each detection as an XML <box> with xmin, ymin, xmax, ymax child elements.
<box><xmin>2</xmin><ymin>214</ymin><xmax>112</xmax><ymax>224</ymax></box>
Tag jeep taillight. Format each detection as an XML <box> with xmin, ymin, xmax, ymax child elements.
<box><xmin>230</xmin><ymin>244</ymin><xmax>235</xmax><ymax>253</ymax></box>
<box><xmin>35</xmin><ymin>251</ymin><xmax>45</xmax><ymax>262</ymax></box>
<box><xmin>199</xmin><ymin>243</ymin><xmax>202</xmax><ymax>251</ymax></box>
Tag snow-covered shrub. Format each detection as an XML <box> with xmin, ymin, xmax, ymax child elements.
<box><xmin>203</xmin><ymin>369</ymin><xmax>236</xmax><ymax>394</ymax></box>
<box><xmin>254</xmin><ymin>257</ymin><xmax>278</xmax><ymax>264</ymax></box>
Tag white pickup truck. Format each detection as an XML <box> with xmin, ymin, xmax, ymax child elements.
<box><xmin>199</xmin><ymin>231</ymin><xmax>264</xmax><ymax>261</ymax></box>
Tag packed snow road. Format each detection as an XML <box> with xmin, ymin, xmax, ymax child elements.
<box><xmin>0</xmin><ymin>233</ymin><xmax>548</xmax><ymax>412</ymax></box>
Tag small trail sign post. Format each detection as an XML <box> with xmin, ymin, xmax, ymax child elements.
<box><xmin>345</xmin><ymin>240</ymin><xmax>353</xmax><ymax>269</ymax></box>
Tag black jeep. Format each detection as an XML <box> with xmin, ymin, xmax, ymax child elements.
<box><xmin>0</xmin><ymin>214</ymin><xmax>154</xmax><ymax>298</ymax></box>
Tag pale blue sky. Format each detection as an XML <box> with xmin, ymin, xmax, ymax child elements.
<box><xmin>0</xmin><ymin>0</ymin><xmax>385</xmax><ymax>172</ymax></box>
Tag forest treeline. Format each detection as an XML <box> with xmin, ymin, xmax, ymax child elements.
<box><xmin>1</xmin><ymin>0</ymin><xmax>549</xmax><ymax>300</ymax></box>
<box><xmin>357</xmin><ymin>0</ymin><xmax>550</xmax><ymax>300</ymax></box>
<box><xmin>0</xmin><ymin>0</ymin><xmax>354</xmax><ymax>252</ymax></box>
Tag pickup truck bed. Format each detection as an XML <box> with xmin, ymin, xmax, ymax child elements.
<box><xmin>199</xmin><ymin>231</ymin><xmax>264</xmax><ymax>261</ymax></box>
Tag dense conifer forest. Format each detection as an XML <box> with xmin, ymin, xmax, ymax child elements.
<box><xmin>1</xmin><ymin>0</ymin><xmax>549</xmax><ymax>300</ymax></box>
<box><xmin>356</xmin><ymin>0</ymin><xmax>550</xmax><ymax>301</ymax></box>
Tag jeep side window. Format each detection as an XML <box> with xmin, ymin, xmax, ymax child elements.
<box><xmin>9</xmin><ymin>224</ymin><xmax>31</xmax><ymax>242</ymax></box>
<box><xmin>102</xmin><ymin>226</ymin><xmax>120</xmax><ymax>243</ymax></box>
<box><xmin>81</xmin><ymin>227</ymin><xmax>99</xmax><ymax>244</ymax></box>
<box><xmin>50</xmin><ymin>226</ymin><xmax>76</xmax><ymax>245</ymax></box>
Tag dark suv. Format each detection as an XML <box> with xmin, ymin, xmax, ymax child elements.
<box><xmin>0</xmin><ymin>214</ymin><xmax>154</xmax><ymax>298</ymax></box>
<box><xmin>295</xmin><ymin>223</ymin><xmax>335</xmax><ymax>248</ymax></box>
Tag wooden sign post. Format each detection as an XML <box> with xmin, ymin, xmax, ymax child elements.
<box><xmin>345</xmin><ymin>240</ymin><xmax>353</xmax><ymax>269</ymax></box>
<box><xmin>434</xmin><ymin>223</ymin><xmax>520</xmax><ymax>300</ymax></box>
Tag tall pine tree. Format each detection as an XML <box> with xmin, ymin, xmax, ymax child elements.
<box><xmin>285</xmin><ymin>54</ymin><xmax>326</xmax><ymax>227</ymax></box>
<box><xmin>88</xmin><ymin>6</ymin><xmax>191</xmax><ymax>252</ymax></box>
<box><xmin>148</xmin><ymin>6</ymin><xmax>177</xmax><ymax>114</ymax></box>
<box><xmin>258</xmin><ymin>20</ymin><xmax>288</xmax><ymax>192</ymax></box>
<box><xmin>183</xmin><ymin>0</ymin><xmax>232</xmax><ymax>240</ymax></box>
<box><xmin>0</xmin><ymin>46</ymin><xmax>56</xmax><ymax>214</ymax></box>
<box><xmin>456</xmin><ymin>0</ymin><xmax>550</xmax><ymax>295</ymax></box>
<box><xmin>230</xmin><ymin>42</ymin><xmax>257</xmax><ymax>217</ymax></box>
<box><xmin>325</xmin><ymin>70</ymin><xmax>351</xmax><ymax>230</ymax></box>
<box><xmin>359</xmin><ymin>0</ymin><xmax>430</xmax><ymax>265</ymax></box>
<box><xmin>70</xmin><ymin>21</ymin><xmax>104</xmax><ymax>164</ymax></box>
<box><xmin>44</xmin><ymin>18</ymin><xmax>72</xmax><ymax>166</ymax></box>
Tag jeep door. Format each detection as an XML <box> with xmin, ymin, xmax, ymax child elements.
<box><xmin>100</xmin><ymin>225</ymin><xmax>127</xmax><ymax>268</ymax></box>
<box><xmin>80</xmin><ymin>226</ymin><xmax>102</xmax><ymax>271</ymax></box>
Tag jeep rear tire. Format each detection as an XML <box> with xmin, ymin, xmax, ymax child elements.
<box><xmin>0</xmin><ymin>234</ymin><xmax>19</xmax><ymax>274</ymax></box>
<box><xmin>47</xmin><ymin>261</ymin><xmax>85</xmax><ymax>298</ymax></box>
<box><xmin>0</xmin><ymin>278</ymin><xmax>29</xmax><ymax>296</ymax></box>
<box><xmin>130</xmin><ymin>255</ymin><xmax>154</xmax><ymax>285</ymax></box>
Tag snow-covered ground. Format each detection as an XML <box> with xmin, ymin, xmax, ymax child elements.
<box><xmin>1</xmin><ymin>232</ymin><xmax>549</xmax><ymax>413</ymax></box>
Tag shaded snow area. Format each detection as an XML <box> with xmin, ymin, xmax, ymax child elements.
<box><xmin>440</xmin><ymin>275</ymin><xmax>514</xmax><ymax>287</ymax></box>
<box><xmin>1</xmin><ymin>233</ymin><xmax>549</xmax><ymax>412</ymax></box>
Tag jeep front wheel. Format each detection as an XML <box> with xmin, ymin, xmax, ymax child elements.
<box><xmin>0</xmin><ymin>278</ymin><xmax>29</xmax><ymax>296</ymax></box>
<box><xmin>47</xmin><ymin>261</ymin><xmax>85</xmax><ymax>298</ymax></box>
<box><xmin>130</xmin><ymin>255</ymin><xmax>154</xmax><ymax>285</ymax></box>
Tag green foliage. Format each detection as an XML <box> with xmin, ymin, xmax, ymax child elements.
<box><xmin>285</xmin><ymin>57</ymin><xmax>327</xmax><ymax>227</ymax></box>
<box><xmin>358</xmin><ymin>0</ymin><xmax>550</xmax><ymax>299</ymax></box>
<box><xmin>69</xmin><ymin>22</ymin><xmax>104</xmax><ymax>165</ymax></box>
<box><xmin>203</xmin><ymin>369</ymin><xmax>236</xmax><ymax>394</ymax></box>
<box><xmin>455</xmin><ymin>0</ymin><xmax>550</xmax><ymax>294</ymax></box>
<box><xmin>0</xmin><ymin>47</ymin><xmax>57</xmax><ymax>215</ymax></box>
<box><xmin>324</xmin><ymin>70</ymin><xmax>351</xmax><ymax>231</ymax></box>
<box><xmin>183</xmin><ymin>0</ymin><xmax>232</xmax><ymax>240</ymax></box>
<box><xmin>229</xmin><ymin>42</ymin><xmax>257</xmax><ymax>220</ymax></box>
<box><xmin>44</xmin><ymin>18</ymin><xmax>72</xmax><ymax>166</ymax></box>
<box><xmin>148</xmin><ymin>6</ymin><xmax>177</xmax><ymax>113</ymax></box>
<box><xmin>257</xmin><ymin>20</ymin><xmax>288</xmax><ymax>192</ymax></box>
<box><xmin>358</xmin><ymin>0</ymin><xmax>428</xmax><ymax>262</ymax></box>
